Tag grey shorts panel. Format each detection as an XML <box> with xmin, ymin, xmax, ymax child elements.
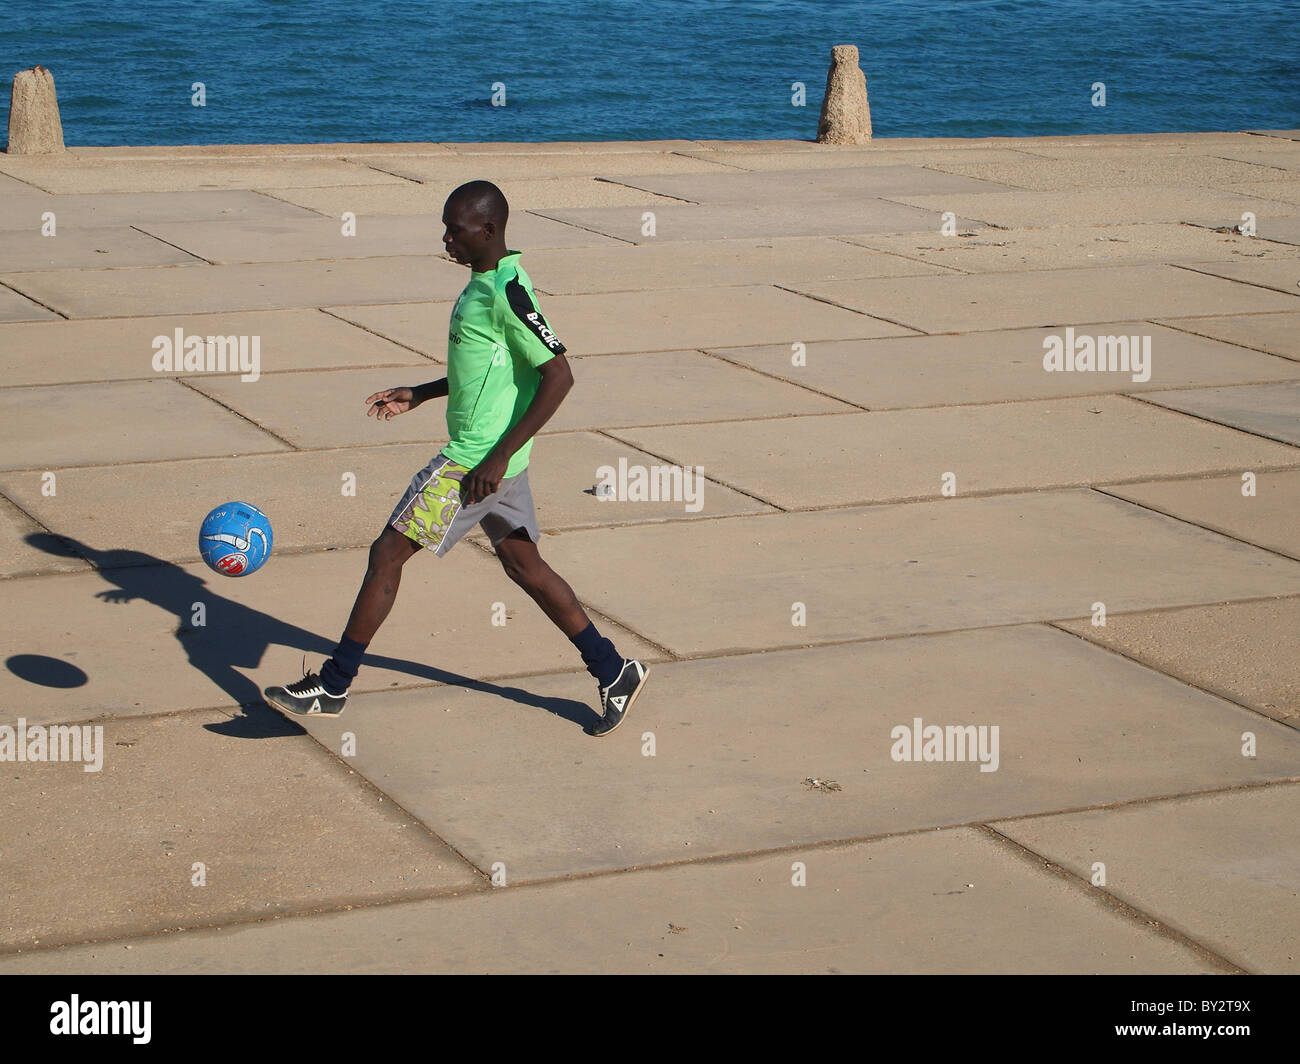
<box><xmin>388</xmin><ymin>453</ymin><xmax>539</xmax><ymax>557</ymax></box>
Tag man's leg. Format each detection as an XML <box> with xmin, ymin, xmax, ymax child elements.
<box><xmin>495</xmin><ymin>528</ymin><xmax>648</xmax><ymax>735</ymax></box>
<box><xmin>264</xmin><ymin>525</ymin><xmax>420</xmax><ymax>715</ymax></box>
<box><xmin>341</xmin><ymin>525</ymin><xmax>423</xmax><ymax>644</ymax></box>
<box><xmin>494</xmin><ymin>527</ymin><xmax>589</xmax><ymax>637</ymax></box>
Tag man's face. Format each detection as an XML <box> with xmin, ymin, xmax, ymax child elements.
<box><xmin>442</xmin><ymin>199</ymin><xmax>491</xmax><ymax>266</ymax></box>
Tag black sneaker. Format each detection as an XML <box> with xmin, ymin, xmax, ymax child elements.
<box><xmin>591</xmin><ymin>659</ymin><xmax>648</xmax><ymax>737</ymax></box>
<box><xmin>264</xmin><ymin>668</ymin><xmax>348</xmax><ymax>717</ymax></box>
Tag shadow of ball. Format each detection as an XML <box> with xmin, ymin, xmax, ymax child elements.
<box><xmin>6</xmin><ymin>654</ymin><xmax>89</xmax><ymax>689</ymax></box>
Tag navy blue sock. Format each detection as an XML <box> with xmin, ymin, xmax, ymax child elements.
<box><xmin>320</xmin><ymin>636</ymin><xmax>368</xmax><ymax>696</ymax></box>
<box><xmin>570</xmin><ymin>622</ymin><xmax>623</xmax><ymax>687</ymax></box>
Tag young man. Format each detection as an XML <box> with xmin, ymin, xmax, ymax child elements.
<box><xmin>264</xmin><ymin>180</ymin><xmax>648</xmax><ymax>737</ymax></box>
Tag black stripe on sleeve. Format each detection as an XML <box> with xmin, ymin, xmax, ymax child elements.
<box><xmin>506</xmin><ymin>275</ymin><xmax>567</xmax><ymax>354</ymax></box>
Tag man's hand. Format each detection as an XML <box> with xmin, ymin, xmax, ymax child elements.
<box><xmin>365</xmin><ymin>386</ymin><xmax>421</xmax><ymax>421</ymax></box>
<box><xmin>460</xmin><ymin>451</ymin><xmax>509</xmax><ymax>505</ymax></box>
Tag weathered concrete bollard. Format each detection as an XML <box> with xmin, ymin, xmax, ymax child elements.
<box><xmin>817</xmin><ymin>45</ymin><xmax>871</xmax><ymax>144</ymax></box>
<box><xmin>7</xmin><ymin>66</ymin><xmax>66</xmax><ymax>154</ymax></box>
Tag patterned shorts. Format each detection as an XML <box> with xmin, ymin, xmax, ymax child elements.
<box><xmin>388</xmin><ymin>452</ymin><xmax>540</xmax><ymax>557</ymax></box>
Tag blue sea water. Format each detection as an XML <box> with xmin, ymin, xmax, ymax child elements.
<box><xmin>1</xmin><ymin>0</ymin><xmax>1297</xmax><ymax>146</ymax></box>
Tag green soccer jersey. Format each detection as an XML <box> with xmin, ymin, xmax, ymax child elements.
<box><xmin>441</xmin><ymin>251</ymin><xmax>567</xmax><ymax>478</ymax></box>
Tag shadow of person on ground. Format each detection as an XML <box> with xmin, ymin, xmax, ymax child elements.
<box><xmin>22</xmin><ymin>533</ymin><xmax>597</xmax><ymax>735</ymax></box>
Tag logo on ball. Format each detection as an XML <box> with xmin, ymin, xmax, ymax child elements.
<box><xmin>199</xmin><ymin>501</ymin><xmax>273</xmax><ymax>577</ymax></box>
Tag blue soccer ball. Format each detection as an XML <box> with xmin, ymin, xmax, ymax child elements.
<box><xmin>199</xmin><ymin>501</ymin><xmax>273</xmax><ymax>577</ymax></box>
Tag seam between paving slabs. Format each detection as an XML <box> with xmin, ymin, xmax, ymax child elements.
<box><xmin>1047</xmin><ymin>620</ymin><xmax>1300</xmax><ymax>733</ymax></box>
<box><xmin>174</xmin><ymin>376</ymin><xmax>301</xmax><ymax>450</ymax></box>
<box><xmin>125</xmin><ymin>224</ymin><xmax>215</xmax><ymax>266</ymax></box>
<box><xmin>0</xmin><ymin>279</ymin><xmax>69</xmax><ymax>319</ymax></box>
<box><xmin>975</xmin><ymin>824</ymin><xmax>1246</xmax><ymax>974</ymax></box>
<box><xmin>1171</xmin><ymin>260</ymin><xmax>1300</xmax><ymax>295</ymax></box>
<box><xmin>8</xmin><ymin>780</ymin><xmax>1293</xmax><ymax>963</ymax></box>
<box><xmin>1151</xmin><ymin>318</ymin><xmax>1300</xmax><ymax>364</ymax></box>
<box><xmin>1126</xmin><ymin>392</ymin><xmax>1300</xmax><ymax>449</ymax></box>
<box><xmin>316</xmin><ymin>306</ymin><xmax>444</xmax><ymax>360</ymax></box>
<box><xmin>770</xmin><ymin>281</ymin><xmax>929</xmax><ymax>333</ymax></box>
<box><xmin>1092</xmin><ymin>484</ymin><xmax>1300</xmax><ymax>563</ymax></box>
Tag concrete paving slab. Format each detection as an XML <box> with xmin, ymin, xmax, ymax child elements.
<box><xmin>0</xmin><ymin>543</ymin><xmax>662</xmax><ymax>727</ymax></box>
<box><xmin>523</xmin><ymin>237</ymin><xmax>950</xmax><ymax>295</ymax></box>
<box><xmin>1138</xmin><ymin>382</ymin><xmax>1300</xmax><ymax>446</ymax></box>
<box><xmin>539</xmin><ymin>490</ymin><xmax>1300</xmax><ymax>657</ymax></box>
<box><xmin>674</xmin><ymin>147</ymin><xmax>1048</xmax><ymax>171</ymax></box>
<box><xmin>1154</xmin><ymin>311</ymin><xmax>1300</xmax><ymax>361</ymax></box>
<box><xmin>136</xmin><ymin>216</ymin><xmax>447</xmax><ymax>264</ymax></box>
<box><xmin>65</xmin><ymin>144</ymin><xmax>456</xmax><ymax>159</ymax></box>
<box><xmin>0</xmin><ymin>284</ymin><xmax>58</xmax><ymax>322</ymax></box>
<box><xmin>613</xmin><ymin>396</ymin><xmax>1300</xmax><ymax>510</ymax></box>
<box><xmin>993</xmin><ymin>785</ymin><xmax>1300</xmax><ymax>972</ymax></box>
<box><xmin>331</xmin><ymin>285</ymin><xmax>911</xmax><ymax>357</ymax></box>
<box><xmin>445</xmin><ymin>140</ymin><xmax>702</xmax><ymax>155</ymax></box>
<box><xmin>289</xmin><ymin>625</ymin><xmax>1300</xmax><ymax>881</ymax></box>
<box><xmin>0</xmin><ymin>227</ymin><xmax>200</xmax><ymax>272</ymax></box>
<box><xmin>545</xmin><ymin>350</ymin><xmax>856</xmax><ymax>430</ymax></box>
<box><xmin>0</xmin><ymin>445</ymin><xmax>444</xmax><ymax>566</ymax></box>
<box><xmin>0</xmin><ymin>157</ymin><xmax>410</xmax><ymax>194</ymax></box>
<box><xmin>0</xmin><ymin>710</ymin><xmax>478</xmax><ymax>952</ymax></box>
<box><xmin>1102</xmin><ymin>469</ymin><xmax>1300</xmax><ymax>560</ymax></box>
<box><xmin>534</xmin><ymin>199</ymin><xmax>984</xmax><ymax>243</ymax></box>
<box><xmin>845</xmin><ymin>222</ymin><xmax>1293</xmax><ymax>273</ymax></box>
<box><xmin>792</xmin><ymin>264</ymin><xmax>1300</xmax><ymax>333</ymax></box>
<box><xmin>885</xmin><ymin>187</ymin><xmax>1300</xmax><ymax>229</ymax></box>
<box><xmin>607</xmin><ymin>165</ymin><xmax>1015</xmax><ymax>204</ymax></box>
<box><xmin>0</xmin><ymin>379</ymin><xmax>289</xmax><ymax>470</ymax></box>
<box><xmin>1057</xmin><ymin>597</ymin><xmax>1300</xmax><ymax>727</ymax></box>
<box><xmin>1216</xmin><ymin>180</ymin><xmax>1300</xmax><ymax>207</ymax></box>
<box><xmin>922</xmin><ymin>154</ymin><xmax>1291</xmax><ymax>191</ymax></box>
<box><xmin>1</xmin><ymin>256</ymin><xmax>467</xmax><ymax>318</ymax></box>
<box><xmin>323</xmin><ymin>302</ymin><xmax>450</xmax><ymax>357</ymax></box>
<box><xmin>0</xmin><ymin>826</ymin><xmax>1215</xmax><ymax>974</ymax></box>
<box><xmin>0</xmin><ymin>495</ymin><xmax>91</xmax><ymax>578</ymax></box>
<box><xmin>364</xmin><ymin>151</ymin><xmax>739</xmax><ymax>182</ymax></box>
<box><xmin>713</xmin><ymin>323</ymin><xmax>1300</xmax><ymax>409</ymax></box>
<box><xmin>1201</xmin><ymin>146</ymin><xmax>1300</xmax><ymax>169</ymax></box>
<box><xmin>188</xmin><ymin>367</ymin><xmax>456</xmax><ymax>449</ymax></box>
<box><xmin>0</xmin><ymin>309</ymin><xmax>434</xmax><ymax>388</ymax></box>
<box><xmin>1180</xmin><ymin>258</ymin><xmax>1300</xmax><ymax>296</ymax></box>
<box><xmin>0</xmin><ymin>190</ymin><xmax>320</xmax><ymax>231</ymax></box>
<box><xmin>0</xmin><ymin>437</ymin><xmax>770</xmax><ymax>571</ymax></box>
<box><xmin>264</xmin><ymin>178</ymin><xmax>683</xmax><ymax>216</ymax></box>
<box><xmin>1255</xmin><ymin>217</ymin><xmax>1300</xmax><ymax>245</ymax></box>
<box><xmin>1009</xmin><ymin>134</ymin><xmax>1277</xmax><ymax>159</ymax></box>
<box><xmin>0</xmin><ymin>171</ymin><xmax>36</xmax><ymax>193</ymax></box>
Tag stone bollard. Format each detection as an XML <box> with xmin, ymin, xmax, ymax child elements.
<box><xmin>817</xmin><ymin>45</ymin><xmax>871</xmax><ymax>145</ymax></box>
<box><xmin>7</xmin><ymin>66</ymin><xmax>66</xmax><ymax>154</ymax></box>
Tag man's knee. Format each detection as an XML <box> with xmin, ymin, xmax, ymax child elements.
<box><xmin>370</xmin><ymin>526</ymin><xmax>416</xmax><ymax>571</ymax></box>
<box><xmin>498</xmin><ymin>537</ymin><xmax>543</xmax><ymax>587</ymax></box>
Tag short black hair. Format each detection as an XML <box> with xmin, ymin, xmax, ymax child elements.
<box><xmin>446</xmin><ymin>180</ymin><xmax>508</xmax><ymax>227</ymax></box>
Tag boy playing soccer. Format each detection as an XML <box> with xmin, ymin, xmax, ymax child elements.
<box><xmin>264</xmin><ymin>180</ymin><xmax>648</xmax><ymax>737</ymax></box>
